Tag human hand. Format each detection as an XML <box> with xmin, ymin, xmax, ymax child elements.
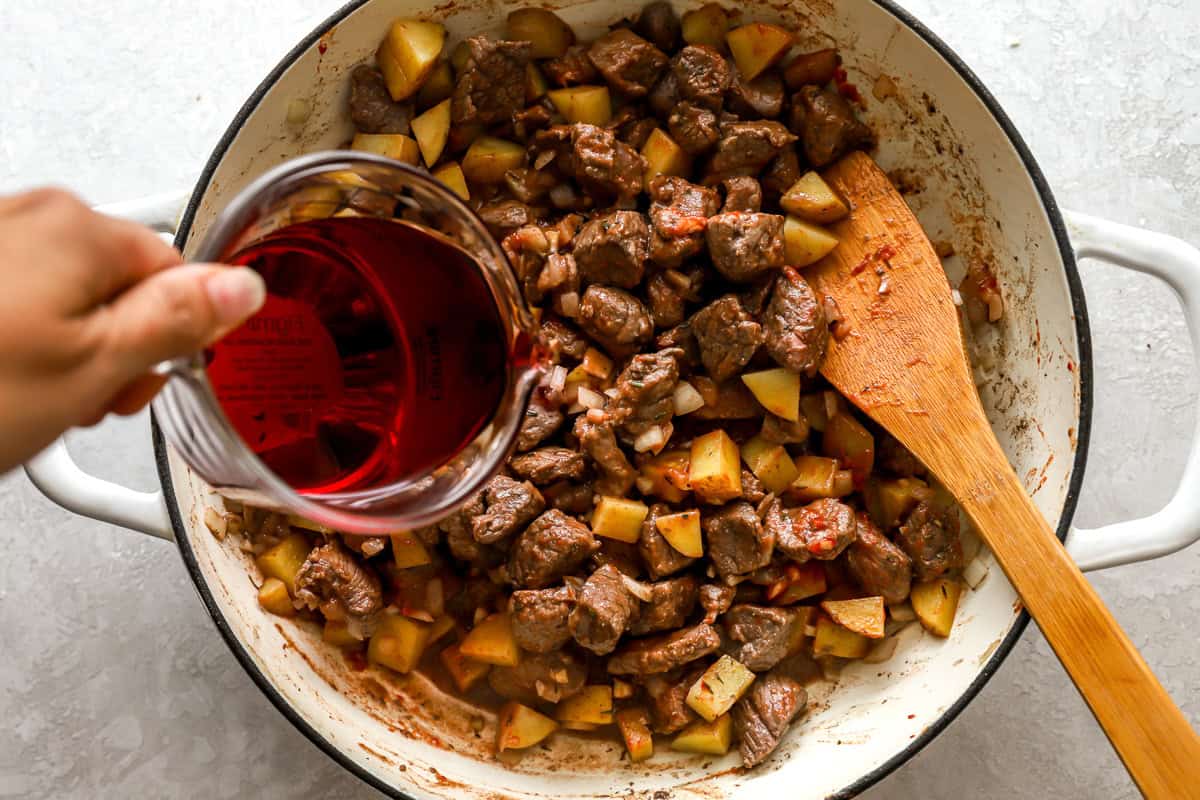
<box><xmin>0</xmin><ymin>188</ymin><xmax>266</xmax><ymax>473</ymax></box>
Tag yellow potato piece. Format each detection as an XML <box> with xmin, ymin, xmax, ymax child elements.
<box><xmin>416</xmin><ymin>60</ymin><xmax>454</xmax><ymax>109</ymax></box>
<box><xmin>526</xmin><ymin>62</ymin><xmax>549</xmax><ymax>102</ymax></box>
<box><xmin>641</xmin><ymin>128</ymin><xmax>691</xmax><ymax>191</ymax></box>
<box><xmin>726</xmin><ymin>23</ymin><xmax>794</xmax><ymax>81</ymax></box>
<box><xmin>555</xmin><ymin>685</ymin><xmax>614</xmax><ymax>726</ymax></box>
<box><xmin>812</xmin><ymin>614</ymin><xmax>871</xmax><ymax>658</ymax></box>
<box><xmin>681</xmin><ymin>3</ymin><xmax>729</xmax><ymax>50</ymax></box>
<box><xmin>867</xmin><ymin>477</ymin><xmax>930</xmax><ymax>529</ymax></box>
<box><xmin>671</xmin><ymin>714</ymin><xmax>733</xmax><ymax>755</ymax></box>
<box><xmin>440</xmin><ymin>642</ymin><xmax>491</xmax><ymax>692</ymax></box>
<box><xmin>787</xmin><ymin>455</ymin><xmax>840</xmax><ymax>502</ymax></box>
<box><xmin>351</xmin><ymin>133</ymin><xmax>421</xmax><ymax>165</ymax></box>
<box><xmin>323</xmin><ymin>619</ymin><xmax>361</xmax><ymax>648</ymax></box>
<box><xmin>462</xmin><ymin>136</ymin><xmax>525</xmax><ymax>184</ymax></box>
<box><xmin>497</xmin><ymin>702</ymin><xmax>558</xmax><ymax>751</ymax></box>
<box><xmin>376</xmin><ymin>18</ymin><xmax>446</xmax><ymax>101</ymax></box>
<box><xmin>255</xmin><ymin>532</ymin><xmax>311</xmax><ymax>596</ymax></box>
<box><xmin>689</xmin><ymin>429</ymin><xmax>742</xmax><ymax>504</ymax></box>
<box><xmin>431</xmin><ymin>161</ymin><xmax>470</xmax><ymax>201</ymax></box>
<box><xmin>910</xmin><ymin>578</ymin><xmax>963</xmax><ymax>638</ymax></box>
<box><xmin>547</xmin><ymin>85</ymin><xmax>613</xmax><ymax>126</ymax></box>
<box><xmin>821</xmin><ymin>596</ymin><xmax>886</xmax><ymax>639</ymax></box>
<box><xmin>390</xmin><ymin>530</ymin><xmax>432</xmax><ymax>568</ymax></box>
<box><xmin>428</xmin><ymin>614</ymin><xmax>457</xmax><ymax>644</ymax></box>
<box><xmin>411</xmin><ymin>98</ymin><xmax>451</xmax><ymax>167</ymax></box>
<box><xmin>686</xmin><ymin>655</ymin><xmax>756</xmax><ymax>722</ymax></box>
<box><xmin>592</xmin><ymin>496</ymin><xmax>650</xmax><ymax>543</ymax></box>
<box><xmin>506</xmin><ymin>8</ymin><xmax>575</xmax><ymax>58</ymax></box>
<box><xmin>655</xmin><ymin>510</ymin><xmax>704</xmax><ymax>558</ymax></box>
<box><xmin>741</xmin><ymin>368</ymin><xmax>801</xmax><ymax>421</ymax></box>
<box><xmin>781</xmin><ymin>171</ymin><xmax>850</xmax><ymax>223</ymax></box>
<box><xmin>753</xmin><ymin>445</ymin><xmax>800</xmax><ymax>495</ymax></box>
<box><xmin>783</xmin><ymin>215</ymin><xmax>840</xmax><ymax>267</ymax></box>
<box><xmin>459</xmin><ymin>611</ymin><xmax>521</xmax><ymax>666</ymax></box>
<box><xmin>368</xmin><ymin>614</ymin><xmax>432</xmax><ymax>673</ymax></box>
<box><xmin>615</xmin><ymin>707</ymin><xmax>654</xmax><ymax>762</ymax></box>
<box><xmin>257</xmin><ymin>577</ymin><xmax>294</xmax><ymax>617</ymax></box>
<box><xmin>639</xmin><ymin>449</ymin><xmax>691</xmax><ymax>503</ymax></box>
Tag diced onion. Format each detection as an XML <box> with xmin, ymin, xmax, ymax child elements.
<box><xmin>403</xmin><ymin>608</ymin><xmax>436</xmax><ymax>623</ymax></box>
<box><xmin>534</xmin><ymin>149</ymin><xmax>557</xmax><ymax>170</ymax></box>
<box><xmin>604</xmin><ymin>387</ymin><xmax>620</xmax><ymax>399</ymax></box>
<box><xmin>951</xmin><ymin>289</ymin><xmax>963</xmax><ymax>306</ymax></box>
<box><xmin>635</xmin><ymin>477</ymin><xmax>655</xmax><ymax>494</ymax></box>
<box><xmin>620</xmin><ymin>574</ymin><xmax>655</xmax><ymax>602</ymax></box>
<box><xmin>823</xmin><ymin>391</ymin><xmax>841</xmax><ymax>421</ymax></box>
<box><xmin>204</xmin><ymin>507</ymin><xmax>228</xmax><ymax>540</ymax></box>
<box><xmin>672</xmin><ymin>381</ymin><xmax>705</xmax><ymax>415</ymax></box>
<box><xmin>577</xmin><ymin>386</ymin><xmax>607</xmax><ymax>410</ymax></box>
<box><xmin>586</xmin><ymin>408</ymin><xmax>608</xmax><ymax>423</ymax></box>
<box><xmin>541</xmin><ymin>365</ymin><xmax>567</xmax><ymax>405</ymax></box>
<box><xmin>664</xmin><ymin>269</ymin><xmax>692</xmax><ymax>291</ymax></box>
<box><xmin>558</xmin><ymin>291</ymin><xmax>580</xmax><ymax>318</ymax></box>
<box><xmin>634</xmin><ymin>425</ymin><xmax>667</xmax><ymax>453</ymax></box>
<box><xmin>803</xmin><ymin>623</ymin><xmax>817</xmax><ymax>637</ymax></box>
<box><xmin>964</xmin><ymin>557</ymin><xmax>990</xmax><ymax>589</ymax></box>
<box><xmin>564</xmin><ymin>575</ymin><xmax>586</xmax><ymax>594</ymax></box>
<box><xmin>361</xmin><ymin>537</ymin><xmax>386</xmax><ymax>557</ymax></box>
<box><xmin>566</xmin><ymin>402</ymin><xmax>586</xmax><ymax>414</ymax></box>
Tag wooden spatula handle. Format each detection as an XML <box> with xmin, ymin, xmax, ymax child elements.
<box><xmin>941</xmin><ymin>430</ymin><xmax>1200</xmax><ymax>798</ymax></box>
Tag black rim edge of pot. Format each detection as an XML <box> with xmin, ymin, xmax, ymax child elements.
<box><xmin>155</xmin><ymin>1</ymin><xmax>1094</xmax><ymax>797</ymax></box>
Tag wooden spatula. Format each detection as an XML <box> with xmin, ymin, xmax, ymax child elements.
<box><xmin>808</xmin><ymin>151</ymin><xmax>1200</xmax><ymax>798</ymax></box>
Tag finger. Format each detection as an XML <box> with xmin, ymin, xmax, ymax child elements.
<box><xmin>106</xmin><ymin>373</ymin><xmax>169</xmax><ymax>416</ymax></box>
<box><xmin>81</xmin><ymin>214</ymin><xmax>185</xmax><ymax>306</ymax></box>
<box><xmin>93</xmin><ymin>263</ymin><xmax>266</xmax><ymax>384</ymax></box>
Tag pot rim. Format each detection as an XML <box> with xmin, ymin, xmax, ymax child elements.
<box><xmin>154</xmin><ymin>0</ymin><xmax>1094</xmax><ymax>796</ymax></box>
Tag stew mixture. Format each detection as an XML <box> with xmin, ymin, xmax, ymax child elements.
<box><xmin>219</xmin><ymin>2</ymin><xmax>995</xmax><ymax>770</ymax></box>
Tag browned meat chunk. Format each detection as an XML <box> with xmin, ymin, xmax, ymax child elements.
<box><xmin>578</xmin><ymin>285</ymin><xmax>654</xmax><ymax>359</ymax></box>
<box><xmin>847</xmin><ymin>512</ymin><xmax>913</xmax><ymax>603</ymax></box>
<box><xmin>668</xmin><ymin>101</ymin><xmax>721</xmax><ymax>155</ymax></box>
<box><xmin>437</xmin><ymin>494</ymin><xmax>499</xmax><ymax>566</ymax></box>
<box><xmin>479</xmin><ymin>199</ymin><xmax>535</xmax><ymax>238</ymax></box>
<box><xmin>878</xmin><ymin>432</ymin><xmax>926</xmax><ymax>476</ymax></box>
<box><xmin>672</xmin><ymin>45</ymin><xmax>731</xmax><ymax>110</ymax></box>
<box><xmin>741</xmin><ymin>467</ymin><xmax>766</xmax><ymax>503</ymax></box>
<box><xmin>646</xmin><ymin>272</ymin><xmax>687</xmax><ymax>328</ymax></box>
<box><xmin>349</xmin><ymin>65</ymin><xmax>412</xmax><ymax>134</ymax></box>
<box><xmin>610</xmin><ymin>348</ymin><xmax>681</xmax><ymax>435</ymax></box>
<box><xmin>517</xmin><ymin>402</ymin><xmax>565</xmax><ymax>452</ymax></box>
<box><xmin>635</xmin><ymin>1</ymin><xmax>682</xmax><ymax>53</ymax></box>
<box><xmin>570</xmin><ymin>564</ymin><xmax>638</xmax><ymax>654</ymax></box>
<box><xmin>706</xmin><ymin>212</ymin><xmax>786</xmax><ymax>281</ymax></box>
<box><xmin>733</xmin><ymin>670</ymin><xmax>807</xmax><ymax>767</ymax></box>
<box><xmin>587</xmin><ymin>29</ymin><xmax>668</xmax><ymax>97</ymax></box>
<box><xmin>573</xmin><ymin>210</ymin><xmax>650</xmax><ymax>289</ymax></box>
<box><xmin>704</xmin><ymin>501</ymin><xmax>774</xmax><ymax>578</ymax></box>
<box><xmin>648</xmin><ymin>70</ymin><xmax>681</xmax><ymax>119</ymax></box>
<box><xmin>648</xmin><ymin>175</ymin><xmax>721</xmax><ymax>268</ymax></box>
<box><xmin>510</xmin><ymin>585</ymin><xmax>576</xmax><ymax>653</ymax></box>
<box><xmin>690</xmin><ymin>376</ymin><xmax>763</xmax><ymax>420</ymax></box>
<box><xmin>591</xmin><ymin>538</ymin><xmax>644</xmax><ymax>578</ymax></box>
<box><xmin>722</xmin><ymin>604</ymin><xmax>801</xmax><ymax>671</ymax></box>
<box><xmin>488</xmin><ymin>650</ymin><xmax>586</xmax><ymax>704</ymax></box>
<box><xmin>643</xmin><ymin>668</ymin><xmax>702</xmax><ymax>733</ymax></box>
<box><xmin>897</xmin><ymin>502</ymin><xmax>963</xmax><ymax>580</ymax></box>
<box><xmin>707</xmin><ymin>121</ymin><xmax>797</xmax><ymax>181</ymax></box>
<box><xmin>640</xmin><ymin>504</ymin><xmax>697</xmax><ymax>579</ymax></box>
<box><xmin>777</xmin><ymin>498</ymin><xmax>857</xmax><ymax>561</ymax></box>
<box><xmin>722</xmin><ymin>176</ymin><xmax>762</xmax><ymax>212</ymax></box>
<box><xmin>452</xmin><ymin>36</ymin><xmax>532</xmax><ymax>126</ymax></box>
<box><xmin>607</xmin><ymin>623</ymin><xmax>721</xmax><ymax>674</ymax></box>
<box><xmin>513</xmin><ymin>103</ymin><xmax>553</xmax><ymax>141</ymax></box>
<box><xmin>446</xmin><ymin>576</ymin><xmax>502</xmax><ymax>625</ymax></box>
<box><xmin>509</xmin><ymin>447</ymin><xmax>588</xmax><ymax>485</ymax></box>
<box><xmin>536</xmin><ymin>252</ymin><xmax>580</xmax><ymax>297</ymax></box>
<box><xmin>763</xmin><ymin>266</ymin><xmax>828</xmax><ymax>375</ymax></box>
<box><xmin>656</xmin><ymin>320</ymin><xmax>701</xmax><ymax>370</ymax></box>
<box><xmin>761</xmin><ymin>413</ymin><xmax>809</xmax><ymax>444</ymax></box>
<box><xmin>539</xmin><ymin>316</ymin><xmax>589</xmax><ymax>361</ymax></box>
<box><xmin>631</xmin><ymin>575</ymin><xmax>699</xmax><ymax>635</ymax></box>
<box><xmin>508</xmin><ymin>509</ymin><xmax>599</xmax><ymax>588</ymax></box>
<box><xmin>472</xmin><ymin>475</ymin><xmax>545</xmax><ymax>544</ymax></box>
<box><xmin>728</xmin><ymin>68</ymin><xmax>785</xmax><ymax>119</ymax></box>
<box><xmin>761</xmin><ymin>146</ymin><xmax>802</xmax><ymax>197</ymax></box>
<box><xmin>788</xmin><ymin>85</ymin><xmax>874</xmax><ymax>168</ymax></box>
<box><xmin>543</xmin><ymin>481</ymin><xmax>595</xmax><ymax>514</ymax></box>
<box><xmin>612</xmin><ymin>108</ymin><xmax>658</xmax><ymax>150</ymax></box>
<box><xmin>294</xmin><ymin>541</ymin><xmax>382</xmax><ymax>634</ymax></box>
<box><xmin>570</xmin><ymin>123</ymin><xmax>647</xmax><ymax>202</ymax></box>
<box><xmin>699</xmin><ymin>583</ymin><xmax>736</xmax><ymax>623</ymax></box>
<box><xmin>574</xmin><ymin>416</ymin><xmax>638</xmax><ymax>496</ymax></box>
<box><xmin>543</xmin><ymin>44</ymin><xmax>600</xmax><ymax>86</ymax></box>
<box><xmin>690</xmin><ymin>295</ymin><xmax>764</xmax><ymax>381</ymax></box>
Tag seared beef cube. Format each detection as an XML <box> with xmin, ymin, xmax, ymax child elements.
<box><xmin>508</xmin><ymin>509</ymin><xmax>599</xmax><ymax>588</ymax></box>
<box><xmin>689</xmin><ymin>376</ymin><xmax>763</xmax><ymax>420</ymax></box>
<box><xmin>878</xmin><ymin>432</ymin><xmax>926</xmax><ymax>476</ymax></box>
<box><xmin>706</xmin><ymin>212</ymin><xmax>786</xmax><ymax>281</ymax></box>
<box><xmin>513</xmin><ymin>103</ymin><xmax>554</xmax><ymax>140</ymax></box>
<box><xmin>640</xmin><ymin>503</ymin><xmax>697</xmax><ymax>579</ymax></box>
<box><xmin>643</xmin><ymin>668</ymin><xmax>702</xmax><ymax>733</ymax></box>
<box><xmin>699</xmin><ymin>583</ymin><xmax>736</xmax><ymax>623</ymax></box>
<box><xmin>438</xmin><ymin>493</ymin><xmax>489</xmax><ymax>563</ymax></box>
<box><xmin>763</xmin><ymin>266</ymin><xmax>828</xmax><ymax>375</ymax></box>
<box><xmin>728</xmin><ymin>68</ymin><xmax>785</xmax><ymax>119</ymax></box>
<box><xmin>471</xmin><ymin>475</ymin><xmax>545</xmax><ymax>544</ymax></box>
<box><xmin>646</xmin><ymin>272</ymin><xmax>687</xmax><ymax>328</ymax></box>
<box><xmin>488</xmin><ymin>650</ymin><xmax>587</xmax><ymax>704</ymax></box>
<box><xmin>733</xmin><ymin>670</ymin><xmax>807</xmax><ymax>767</ymax></box>
<box><xmin>611</xmin><ymin>348</ymin><xmax>681</xmax><ymax>435</ymax></box>
<box><xmin>761</xmin><ymin>496</ymin><xmax>791</xmax><ymax>547</ymax></box>
<box><xmin>788</xmin><ymin>85</ymin><xmax>874</xmax><ymax>168</ymax></box>
<box><xmin>671</xmin><ymin>45</ymin><xmax>732</xmax><ymax>110</ymax></box>
<box><xmin>648</xmin><ymin>70</ymin><xmax>681</xmax><ymax>119</ymax></box>
<box><xmin>570</xmin><ymin>564</ymin><xmax>638</xmax><ymax>655</ymax></box>
<box><xmin>722</xmin><ymin>176</ymin><xmax>762</xmax><ymax>212</ymax></box>
<box><xmin>578</xmin><ymin>285</ymin><xmax>654</xmax><ymax>358</ymax></box>
<box><xmin>543</xmin><ymin>481</ymin><xmax>595</xmax><ymax>514</ymax></box>
<box><xmin>704</xmin><ymin>501</ymin><xmax>774</xmax><ymax>578</ymax></box>
<box><xmin>537</xmin><ymin>252</ymin><xmax>580</xmax><ymax>296</ymax></box>
<box><xmin>591</xmin><ymin>538</ymin><xmax>645</xmax><ymax>578</ymax></box>
<box><xmin>616</xmin><ymin>112</ymin><xmax>658</xmax><ymax>150</ymax></box>
<box><xmin>777</xmin><ymin>498</ymin><xmax>857</xmax><ymax>561</ymax></box>
<box><xmin>897</xmin><ymin>501</ymin><xmax>963</xmax><ymax>580</ymax></box>
<box><xmin>539</xmin><ymin>316</ymin><xmax>590</xmax><ymax>361</ymax></box>
<box><xmin>452</xmin><ymin>37</ymin><xmax>532</xmax><ymax>126</ymax></box>
<box><xmin>606</xmin><ymin>623</ymin><xmax>721</xmax><ymax>674</ymax></box>
<box><xmin>722</xmin><ymin>604</ymin><xmax>800</xmax><ymax>671</ymax></box>
<box><xmin>738</xmin><ymin>276</ymin><xmax>774</xmax><ymax>316</ymax></box>
<box><xmin>573</xmin><ymin>210</ymin><xmax>650</xmax><ymax>289</ymax></box>
<box><xmin>518</xmin><ymin>402</ymin><xmax>565</xmax><ymax>452</ymax></box>
<box><xmin>761</xmin><ymin>412</ymin><xmax>809</xmax><ymax>444</ymax></box>
<box><xmin>706</xmin><ymin>121</ymin><xmax>797</xmax><ymax>181</ymax></box>
<box><xmin>587</xmin><ymin>29</ymin><xmax>668</xmax><ymax>97</ymax></box>
<box><xmin>544</xmin><ymin>44</ymin><xmax>600</xmax><ymax>86</ymax></box>
<box><xmin>668</xmin><ymin>101</ymin><xmax>721</xmax><ymax>155</ymax></box>
<box><xmin>630</xmin><ymin>575</ymin><xmax>700</xmax><ymax>635</ymax></box>
<box><xmin>574</xmin><ymin>416</ymin><xmax>638</xmax><ymax>496</ymax></box>
<box><xmin>761</xmin><ymin>146</ymin><xmax>802</xmax><ymax>197</ymax></box>
<box><xmin>847</xmin><ymin>512</ymin><xmax>912</xmax><ymax>603</ymax></box>
<box><xmin>648</xmin><ymin>175</ymin><xmax>721</xmax><ymax>268</ymax></box>
<box><xmin>690</xmin><ymin>295</ymin><xmax>764</xmax><ymax>381</ymax></box>
<box><xmin>349</xmin><ymin>65</ymin><xmax>412</xmax><ymax>134</ymax></box>
<box><xmin>571</xmin><ymin>123</ymin><xmax>647</xmax><ymax>202</ymax></box>
<box><xmin>656</xmin><ymin>321</ymin><xmax>702</xmax><ymax>371</ymax></box>
<box><xmin>741</xmin><ymin>468</ymin><xmax>766</xmax><ymax>503</ymax></box>
<box><xmin>510</xmin><ymin>585</ymin><xmax>576</xmax><ymax>653</ymax></box>
<box><xmin>510</xmin><ymin>447</ymin><xmax>588</xmax><ymax>485</ymax></box>
<box><xmin>479</xmin><ymin>199</ymin><xmax>535</xmax><ymax>238</ymax></box>
<box><xmin>635</xmin><ymin>1</ymin><xmax>682</xmax><ymax>53</ymax></box>
<box><xmin>293</xmin><ymin>541</ymin><xmax>383</xmax><ymax>634</ymax></box>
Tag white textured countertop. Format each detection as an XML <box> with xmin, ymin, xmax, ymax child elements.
<box><xmin>2</xmin><ymin>1</ymin><xmax>1197</xmax><ymax>797</ymax></box>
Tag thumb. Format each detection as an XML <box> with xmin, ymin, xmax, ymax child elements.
<box><xmin>98</xmin><ymin>263</ymin><xmax>266</xmax><ymax>381</ymax></box>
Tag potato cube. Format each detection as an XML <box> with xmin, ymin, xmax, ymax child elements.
<box><xmin>726</xmin><ymin>23</ymin><xmax>794</xmax><ymax>81</ymax></box>
<box><xmin>287</xmin><ymin>185</ymin><xmax>344</xmax><ymax>223</ymax></box>
<box><xmin>781</xmin><ymin>171</ymin><xmax>850</xmax><ymax>223</ymax></box>
<box><xmin>447</xmin><ymin>122</ymin><xmax>485</xmax><ymax>155</ymax></box>
<box><xmin>751</xmin><ymin>445</ymin><xmax>800</xmax><ymax>495</ymax></box>
<box><xmin>671</xmin><ymin>714</ymin><xmax>733</xmax><ymax>755</ymax></box>
<box><xmin>655</xmin><ymin>510</ymin><xmax>703</xmax><ymax>558</ymax></box>
<box><xmin>351</xmin><ymin>133</ymin><xmax>421</xmax><ymax>165</ymax></box>
<box><xmin>257</xmin><ymin>577</ymin><xmax>294</xmax><ymax>617</ymax></box>
<box><xmin>831</xmin><ymin>469</ymin><xmax>855</xmax><ymax>497</ymax></box>
<box><xmin>800</xmin><ymin>393</ymin><xmax>829</xmax><ymax>432</ymax></box>
<box><xmin>390</xmin><ymin>531</ymin><xmax>432</xmax><ymax>568</ymax></box>
<box><xmin>821</xmin><ymin>596</ymin><xmax>886</xmax><ymax>639</ymax></box>
<box><xmin>910</xmin><ymin>578</ymin><xmax>963</xmax><ymax>638</ymax></box>
<box><xmin>428</xmin><ymin>614</ymin><xmax>456</xmax><ymax>644</ymax></box>
<box><xmin>459</xmin><ymin>612</ymin><xmax>521</xmax><ymax>666</ymax></box>
<box><xmin>580</xmin><ymin>347</ymin><xmax>613</xmax><ymax>379</ymax></box>
<box><xmin>786</xmin><ymin>606</ymin><xmax>815</xmax><ymax>655</ymax></box>
<box><xmin>286</xmin><ymin>513</ymin><xmax>334</xmax><ymax>534</ymax></box>
<box><xmin>556</xmin><ymin>685</ymin><xmax>614</xmax><ymax>726</ymax></box>
<box><xmin>368</xmin><ymin>614</ymin><xmax>432</xmax><ymax>673</ymax></box>
<box><xmin>823</xmin><ymin>412</ymin><xmax>875</xmax><ymax>484</ymax></box>
<box><xmin>787</xmin><ymin>456</ymin><xmax>840</xmax><ymax>502</ymax></box>
<box><xmin>612</xmin><ymin>678</ymin><xmax>635</xmax><ymax>700</ymax></box>
<box><xmin>376</xmin><ymin>18</ymin><xmax>446</xmax><ymax>101</ymax></box>
<box><xmin>506</xmin><ymin>8</ymin><xmax>575</xmax><ymax>58</ymax></box>
<box><xmin>547</xmin><ymin>86</ymin><xmax>613</xmax><ymax>126</ymax></box>
<box><xmin>689</xmin><ymin>430</ymin><xmax>742</xmax><ymax>504</ymax></box>
<box><xmin>497</xmin><ymin>702</ymin><xmax>558</xmax><ymax>751</ymax></box>
<box><xmin>526</xmin><ymin>62</ymin><xmax>549</xmax><ymax>102</ymax></box>
<box><xmin>411</xmin><ymin>98</ymin><xmax>451</xmax><ymax>167</ymax></box>
<box><xmin>592</xmin><ymin>497</ymin><xmax>650</xmax><ymax>543</ymax></box>
<box><xmin>323</xmin><ymin>619</ymin><xmax>361</xmax><ymax>648</ymax></box>
<box><xmin>784</xmin><ymin>216</ymin><xmax>840</xmax><ymax>267</ymax></box>
<box><xmin>462</xmin><ymin>136</ymin><xmax>525</xmax><ymax>184</ymax></box>
<box><xmin>867</xmin><ymin>477</ymin><xmax>930</xmax><ymax>529</ymax></box>
<box><xmin>431</xmin><ymin>161</ymin><xmax>470</xmax><ymax>201</ymax></box>
<box><xmin>681</xmin><ymin>3</ymin><xmax>729</xmax><ymax>50</ymax></box>
<box><xmin>782</xmin><ymin>48</ymin><xmax>839</xmax><ymax>90</ymax></box>
<box><xmin>615</xmin><ymin>707</ymin><xmax>654</xmax><ymax>762</ymax></box>
<box><xmin>416</xmin><ymin>60</ymin><xmax>454</xmax><ymax>109</ymax></box>
<box><xmin>641</xmin><ymin>128</ymin><xmax>691</xmax><ymax>191</ymax></box>
<box><xmin>812</xmin><ymin>614</ymin><xmax>870</xmax><ymax>658</ymax></box>
<box><xmin>686</xmin><ymin>655</ymin><xmax>756</xmax><ymax>722</ymax></box>
<box><xmin>255</xmin><ymin>532</ymin><xmax>311</xmax><ymax>596</ymax></box>
<box><xmin>767</xmin><ymin>561</ymin><xmax>827</xmax><ymax>605</ymax></box>
<box><xmin>739</xmin><ymin>434</ymin><xmax>773</xmax><ymax>473</ymax></box>
<box><xmin>440</xmin><ymin>643</ymin><xmax>491</xmax><ymax>692</ymax></box>
<box><xmin>741</xmin><ymin>368</ymin><xmax>800</xmax><ymax>422</ymax></box>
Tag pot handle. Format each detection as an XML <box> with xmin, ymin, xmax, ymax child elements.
<box><xmin>1063</xmin><ymin>210</ymin><xmax>1200</xmax><ymax>570</ymax></box>
<box><xmin>22</xmin><ymin>190</ymin><xmax>191</xmax><ymax>541</ymax></box>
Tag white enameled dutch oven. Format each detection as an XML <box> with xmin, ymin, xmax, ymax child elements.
<box><xmin>23</xmin><ymin>0</ymin><xmax>1200</xmax><ymax>797</ymax></box>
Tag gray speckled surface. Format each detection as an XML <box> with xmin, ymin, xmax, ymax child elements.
<box><xmin>2</xmin><ymin>1</ymin><xmax>1198</xmax><ymax>798</ymax></box>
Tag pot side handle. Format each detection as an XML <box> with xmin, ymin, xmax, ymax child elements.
<box><xmin>1063</xmin><ymin>210</ymin><xmax>1200</xmax><ymax>570</ymax></box>
<box><xmin>23</xmin><ymin>190</ymin><xmax>191</xmax><ymax>542</ymax></box>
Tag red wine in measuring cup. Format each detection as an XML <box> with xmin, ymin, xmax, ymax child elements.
<box><xmin>206</xmin><ymin>216</ymin><xmax>511</xmax><ymax>494</ymax></box>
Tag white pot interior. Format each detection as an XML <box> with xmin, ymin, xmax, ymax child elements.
<box><xmin>167</xmin><ymin>0</ymin><xmax>1084</xmax><ymax>797</ymax></box>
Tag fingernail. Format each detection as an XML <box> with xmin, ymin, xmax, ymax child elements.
<box><xmin>207</xmin><ymin>267</ymin><xmax>267</xmax><ymax>326</ymax></box>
